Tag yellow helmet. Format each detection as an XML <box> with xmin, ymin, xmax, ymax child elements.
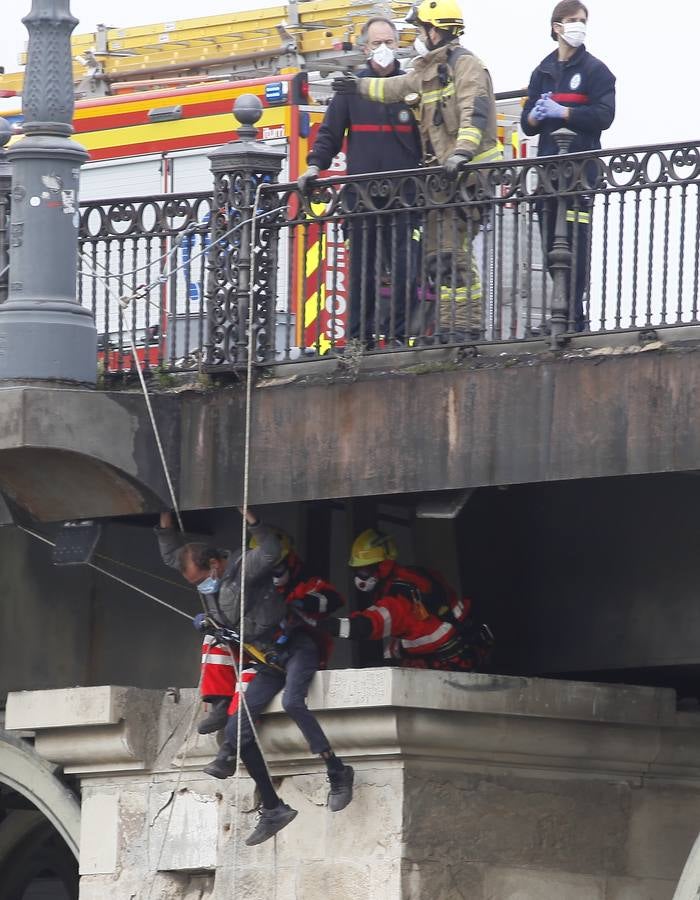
<box><xmin>249</xmin><ymin>528</ymin><xmax>292</xmax><ymax>564</ymax></box>
<box><xmin>349</xmin><ymin>529</ymin><xmax>398</xmax><ymax>568</ymax></box>
<box><xmin>407</xmin><ymin>0</ymin><xmax>465</xmax><ymax>35</ymax></box>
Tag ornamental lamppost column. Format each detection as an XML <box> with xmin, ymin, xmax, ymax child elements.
<box><xmin>0</xmin><ymin>0</ymin><xmax>96</xmax><ymax>384</ymax></box>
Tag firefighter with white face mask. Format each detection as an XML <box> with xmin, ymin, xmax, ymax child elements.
<box><xmin>319</xmin><ymin>529</ymin><xmax>494</xmax><ymax>671</ymax></box>
<box><xmin>331</xmin><ymin>0</ymin><xmax>502</xmax><ymax>342</ymax></box>
<box><xmin>522</xmin><ymin>0</ymin><xmax>616</xmax><ymax>332</ymax></box>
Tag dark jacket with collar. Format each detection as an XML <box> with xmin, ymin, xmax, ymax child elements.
<box><xmin>521</xmin><ymin>45</ymin><xmax>616</xmax><ymax>157</ymax></box>
<box><xmin>156</xmin><ymin>521</ymin><xmax>285</xmax><ymax>645</ymax></box>
<box><xmin>307</xmin><ymin>61</ymin><xmax>422</xmax><ymax>175</ymax></box>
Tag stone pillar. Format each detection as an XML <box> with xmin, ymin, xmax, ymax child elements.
<box><xmin>205</xmin><ymin>94</ymin><xmax>285</xmax><ymax>372</ymax></box>
<box><xmin>547</xmin><ymin>128</ymin><xmax>576</xmax><ymax>348</ymax></box>
<box><xmin>0</xmin><ymin>119</ymin><xmax>12</xmax><ymax>305</ymax></box>
<box><xmin>0</xmin><ymin>0</ymin><xmax>96</xmax><ymax>384</ymax></box>
<box><xmin>7</xmin><ymin>672</ymin><xmax>700</xmax><ymax>899</ymax></box>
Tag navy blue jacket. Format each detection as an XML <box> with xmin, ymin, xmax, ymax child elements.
<box><xmin>521</xmin><ymin>46</ymin><xmax>615</xmax><ymax>157</ymax></box>
<box><xmin>307</xmin><ymin>62</ymin><xmax>422</xmax><ymax>176</ymax></box>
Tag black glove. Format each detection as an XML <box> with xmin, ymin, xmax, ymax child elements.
<box><xmin>316</xmin><ymin>616</ymin><xmax>341</xmax><ymax>636</ymax></box>
<box><xmin>331</xmin><ymin>74</ymin><xmax>359</xmax><ymax>95</ymax></box>
<box><xmin>444</xmin><ymin>150</ymin><xmax>474</xmax><ymax>178</ymax></box>
<box><xmin>297</xmin><ymin>165</ymin><xmax>320</xmax><ymax>194</ymax></box>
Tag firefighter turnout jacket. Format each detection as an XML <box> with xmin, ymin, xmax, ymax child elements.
<box><xmin>521</xmin><ymin>45</ymin><xmax>616</xmax><ymax>158</ymax></box>
<box><xmin>307</xmin><ymin>61</ymin><xmax>422</xmax><ymax>176</ymax></box>
<box><xmin>276</xmin><ymin>553</ymin><xmax>344</xmax><ymax>668</ymax></box>
<box><xmin>350</xmin><ymin>561</ymin><xmax>486</xmax><ymax>670</ymax></box>
<box><xmin>357</xmin><ymin>39</ymin><xmax>501</xmax><ymax>166</ymax></box>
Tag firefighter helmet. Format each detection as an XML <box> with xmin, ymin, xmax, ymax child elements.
<box><xmin>406</xmin><ymin>0</ymin><xmax>465</xmax><ymax>36</ymax></box>
<box><xmin>349</xmin><ymin>529</ymin><xmax>398</xmax><ymax>567</ymax></box>
<box><xmin>249</xmin><ymin>528</ymin><xmax>292</xmax><ymax>563</ymax></box>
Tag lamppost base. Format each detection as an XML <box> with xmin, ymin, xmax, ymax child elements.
<box><xmin>0</xmin><ymin>302</ymin><xmax>97</xmax><ymax>384</ymax></box>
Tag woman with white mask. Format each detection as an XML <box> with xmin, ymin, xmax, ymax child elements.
<box><xmin>521</xmin><ymin>0</ymin><xmax>616</xmax><ymax>332</ymax></box>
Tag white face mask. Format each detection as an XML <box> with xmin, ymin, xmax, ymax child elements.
<box><xmin>413</xmin><ymin>37</ymin><xmax>429</xmax><ymax>57</ymax></box>
<box><xmin>354</xmin><ymin>574</ymin><xmax>378</xmax><ymax>593</ymax></box>
<box><xmin>370</xmin><ymin>43</ymin><xmax>396</xmax><ymax>69</ymax></box>
<box><xmin>558</xmin><ymin>21</ymin><xmax>586</xmax><ymax>48</ymax></box>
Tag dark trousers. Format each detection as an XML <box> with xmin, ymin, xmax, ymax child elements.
<box><xmin>223</xmin><ymin>631</ymin><xmax>330</xmax><ymax>755</ymax></box>
<box><xmin>538</xmin><ymin>197</ymin><xmax>592</xmax><ymax>332</ymax></box>
<box><xmin>348</xmin><ymin>212</ymin><xmax>417</xmax><ymax>343</ymax></box>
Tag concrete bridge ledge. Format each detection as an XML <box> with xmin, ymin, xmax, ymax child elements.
<box><xmin>6</xmin><ymin>672</ymin><xmax>700</xmax><ymax>898</ymax></box>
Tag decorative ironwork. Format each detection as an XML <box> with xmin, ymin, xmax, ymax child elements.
<box><xmin>78</xmin><ymin>191</ymin><xmax>212</xmax><ymax>375</ymax></box>
<box><xmin>72</xmin><ymin>139</ymin><xmax>700</xmax><ymax>375</ymax></box>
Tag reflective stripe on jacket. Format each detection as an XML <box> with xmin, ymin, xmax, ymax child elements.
<box><xmin>359</xmin><ymin>40</ymin><xmax>500</xmax><ymax>165</ymax></box>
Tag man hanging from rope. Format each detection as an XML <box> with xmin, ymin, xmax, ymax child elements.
<box><xmin>157</xmin><ymin>507</ymin><xmax>302</xmax><ymax>844</ymax></box>
<box><xmin>156</xmin><ymin>511</ymin><xmax>354</xmax><ymax>845</ymax></box>
<box><xmin>202</xmin><ymin>530</ymin><xmax>355</xmax><ymax>834</ymax></box>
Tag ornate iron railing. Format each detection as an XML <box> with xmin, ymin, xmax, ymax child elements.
<box><xmin>77</xmin><ymin>138</ymin><xmax>700</xmax><ymax>375</ymax></box>
<box><xmin>78</xmin><ymin>191</ymin><xmax>212</xmax><ymax>374</ymax></box>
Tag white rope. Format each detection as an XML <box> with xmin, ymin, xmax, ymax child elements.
<box><xmin>18</xmin><ymin>526</ymin><xmax>193</xmax><ymax>621</ymax></box>
<box><xmin>231</xmin><ymin>178</ymin><xmax>268</xmax><ymax>889</ymax></box>
<box><xmin>79</xmin><ymin>206</ymin><xmax>286</xmax><ymax>284</ymax></box>
<box><xmin>80</xmin><ymin>255</ymin><xmax>185</xmax><ymax>534</ymax></box>
<box><xmin>145</xmin><ymin>670</ymin><xmax>204</xmax><ymax>900</ymax></box>
<box><xmin>79</xmin><ymin>190</ymin><xmax>284</xmax><ymax>884</ymax></box>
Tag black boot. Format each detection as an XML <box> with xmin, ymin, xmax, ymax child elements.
<box><xmin>203</xmin><ymin>742</ymin><xmax>237</xmax><ymax>779</ymax></box>
<box><xmin>197</xmin><ymin>697</ymin><xmax>231</xmax><ymax>735</ymax></box>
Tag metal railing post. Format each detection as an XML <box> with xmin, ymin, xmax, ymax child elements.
<box><xmin>205</xmin><ymin>94</ymin><xmax>285</xmax><ymax>372</ymax></box>
<box><xmin>0</xmin><ymin>119</ymin><xmax>12</xmax><ymax>305</ymax></box>
<box><xmin>548</xmin><ymin>128</ymin><xmax>576</xmax><ymax>347</ymax></box>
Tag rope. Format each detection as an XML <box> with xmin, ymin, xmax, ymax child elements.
<box><xmin>230</xmin><ymin>179</ymin><xmax>268</xmax><ymax>890</ymax></box>
<box><xmin>145</xmin><ymin>670</ymin><xmax>204</xmax><ymax>900</ymax></box>
<box><xmin>80</xmin><ymin>254</ymin><xmax>185</xmax><ymax>534</ymax></box>
<box><xmin>79</xmin><ymin>206</ymin><xmax>286</xmax><ymax>285</ymax></box>
<box><xmin>77</xmin><ymin>189</ymin><xmax>283</xmax><ymax>881</ymax></box>
<box><xmin>18</xmin><ymin>526</ymin><xmax>193</xmax><ymax>622</ymax></box>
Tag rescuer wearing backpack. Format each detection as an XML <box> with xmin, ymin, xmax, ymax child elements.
<box><xmin>319</xmin><ymin>528</ymin><xmax>493</xmax><ymax>670</ymax></box>
<box><xmin>331</xmin><ymin>0</ymin><xmax>502</xmax><ymax>342</ymax></box>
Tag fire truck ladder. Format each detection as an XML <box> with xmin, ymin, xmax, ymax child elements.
<box><xmin>0</xmin><ymin>0</ymin><xmax>418</xmax><ymax>98</ymax></box>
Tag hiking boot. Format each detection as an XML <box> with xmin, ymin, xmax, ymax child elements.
<box><xmin>245</xmin><ymin>802</ymin><xmax>298</xmax><ymax>846</ymax></box>
<box><xmin>197</xmin><ymin>697</ymin><xmax>230</xmax><ymax>735</ymax></box>
<box><xmin>203</xmin><ymin>743</ymin><xmax>237</xmax><ymax>780</ymax></box>
<box><xmin>327</xmin><ymin>764</ymin><xmax>354</xmax><ymax>812</ymax></box>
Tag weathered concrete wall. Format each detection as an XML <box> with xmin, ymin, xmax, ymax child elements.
<box><xmin>6</xmin><ymin>672</ymin><xmax>700</xmax><ymax>899</ymax></box>
<box><xmin>3</xmin><ymin>342</ymin><xmax>700</xmax><ymax>522</ymax></box>
<box><xmin>177</xmin><ymin>343</ymin><xmax>700</xmax><ymax>509</ymax></box>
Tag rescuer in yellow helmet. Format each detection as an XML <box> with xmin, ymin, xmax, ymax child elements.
<box><xmin>319</xmin><ymin>528</ymin><xmax>494</xmax><ymax>670</ymax></box>
<box><xmin>331</xmin><ymin>0</ymin><xmax>502</xmax><ymax>342</ymax></box>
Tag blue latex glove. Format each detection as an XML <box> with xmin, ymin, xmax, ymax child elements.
<box><xmin>534</xmin><ymin>92</ymin><xmax>567</xmax><ymax>120</ymax></box>
<box><xmin>193</xmin><ymin>612</ymin><xmax>208</xmax><ymax>633</ymax></box>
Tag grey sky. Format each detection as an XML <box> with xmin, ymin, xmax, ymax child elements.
<box><xmin>0</xmin><ymin>1</ymin><xmax>689</xmax><ymax>149</ymax></box>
